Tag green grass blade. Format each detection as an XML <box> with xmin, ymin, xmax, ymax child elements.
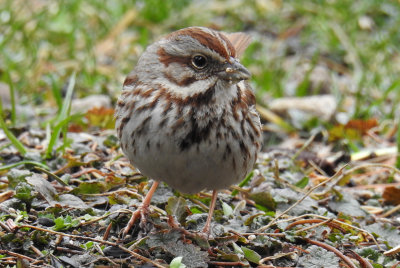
<box><xmin>397</xmin><ymin>121</ymin><xmax>400</xmax><ymax>169</ymax></box>
<box><xmin>58</xmin><ymin>72</ymin><xmax>75</xmax><ymax>120</ymax></box>
<box><xmin>3</xmin><ymin>71</ymin><xmax>16</xmax><ymax>125</ymax></box>
<box><xmin>0</xmin><ymin>160</ymin><xmax>49</xmax><ymax>171</ymax></box>
<box><xmin>0</xmin><ymin>98</ymin><xmax>27</xmax><ymax>156</ymax></box>
<box><xmin>231</xmin><ymin>171</ymin><xmax>253</xmax><ymax>197</ymax></box>
<box><xmin>45</xmin><ymin>72</ymin><xmax>76</xmax><ymax>159</ymax></box>
<box><xmin>50</xmin><ymin>74</ymin><xmax>63</xmax><ymax>109</ymax></box>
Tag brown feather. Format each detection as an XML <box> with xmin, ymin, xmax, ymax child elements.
<box><xmin>224</xmin><ymin>32</ymin><xmax>252</xmax><ymax>58</ymax></box>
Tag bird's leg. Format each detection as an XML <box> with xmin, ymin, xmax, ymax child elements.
<box><xmin>202</xmin><ymin>190</ymin><xmax>218</xmax><ymax>235</ymax></box>
<box><xmin>122</xmin><ymin>181</ymin><xmax>159</xmax><ymax>236</ymax></box>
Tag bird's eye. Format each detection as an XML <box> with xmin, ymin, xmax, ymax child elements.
<box><xmin>191</xmin><ymin>55</ymin><xmax>207</xmax><ymax>69</ymax></box>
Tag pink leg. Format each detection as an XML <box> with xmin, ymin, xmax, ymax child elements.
<box><xmin>202</xmin><ymin>190</ymin><xmax>218</xmax><ymax>234</ymax></box>
<box><xmin>122</xmin><ymin>181</ymin><xmax>160</xmax><ymax>236</ymax></box>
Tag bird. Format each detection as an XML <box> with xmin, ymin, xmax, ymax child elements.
<box><xmin>115</xmin><ymin>26</ymin><xmax>262</xmax><ymax>236</ymax></box>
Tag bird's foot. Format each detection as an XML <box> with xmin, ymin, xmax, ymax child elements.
<box><xmin>121</xmin><ymin>204</ymin><xmax>150</xmax><ymax>237</ymax></box>
<box><xmin>121</xmin><ymin>181</ymin><xmax>160</xmax><ymax>238</ymax></box>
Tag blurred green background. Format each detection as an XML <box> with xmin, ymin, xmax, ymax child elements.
<box><xmin>1</xmin><ymin>0</ymin><xmax>400</xmax><ymax>122</ymax></box>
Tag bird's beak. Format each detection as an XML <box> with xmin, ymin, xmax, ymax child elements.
<box><xmin>218</xmin><ymin>57</ymin><xmax>251</xmax><ymax>82</ymax></box>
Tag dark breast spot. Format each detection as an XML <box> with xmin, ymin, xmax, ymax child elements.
<box><xmin>177</xmin><ymin>85</ymin><xmax>217</xmax><ymax>151</ymax></box>
<box><xmin>179</xmin><ymin>120</ymin><xmax>214</xmax><ymax>151</ymax></box>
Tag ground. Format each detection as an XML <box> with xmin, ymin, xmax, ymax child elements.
<box><xmin>0</xmin><ymin>0</ymin><xmax>400</xmax><ymax>267</ymax></box>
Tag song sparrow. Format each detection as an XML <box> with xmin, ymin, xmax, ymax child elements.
<box><xmin>115</xmin><ymin>26</ymin><xmax>262</xmax><ymax>235</ymax></box>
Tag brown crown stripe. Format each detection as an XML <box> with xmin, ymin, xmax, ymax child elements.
<box><xmin>217</xmin><ymin>31</ymin><xmax>236</xmax><ymax>58</ymax></box>
<box><xmin>167</xmin><ymin>28</ymin><xmax>235</xmax><ymax>60</ymax></box>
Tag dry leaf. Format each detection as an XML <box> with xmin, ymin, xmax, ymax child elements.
<box><xmin>382</xmin><ymin>186</ymin><xmax>400</xmax><ymax>205</ymax></box>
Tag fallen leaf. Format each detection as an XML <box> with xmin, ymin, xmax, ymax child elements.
<box><xmin>382</xmin><ymin>186</ymin><xmax>400</xmax><ymax>205</ymax></box>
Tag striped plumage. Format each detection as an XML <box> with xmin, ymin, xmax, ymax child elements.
<box><xmin>115</xmin><ymin>27</ymin><xmax>262</xmax><ymax>234</ymax></box>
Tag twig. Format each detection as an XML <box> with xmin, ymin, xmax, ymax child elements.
<box><xmin>239</xmin><ymin>232</ymin><xmax>286</xmax><ymax>237</ymax></box>
<box><xmin>285</xmin><ymin>219</ymin><xmax>347</xmax><ymax>233</ymax></box>
<box><xmin>381</xmin><ymin>203</ymin><xmax>400</xmax><ymax>218</ymax></box>
<box><xmin>345</xmin><ymin>249</ymin><xmax>373</xmax><ymax>268</ymax></box>
<box><xmin>259</xmin><ymin>251</ymin><xmax>297</xmax><ymax>264</ymax></box>
<box><xmin>384</xmin><ymin>244</ymin><xmax>400</xmax><ymax>256</ymax></box>
<box><xmin>274</xmin><ymin>213</ymin><xmax>382</xmax><ymax>250</ymax></box>
<box><xmin>18</xmin><ymin>224</ymin><xmax>118</xmax><ymax>246</ymax></box>
<box><xmin>103</xmin><ymin>222</ymin><xmax>113</xmax><ymax>240</ymax></box>
<box><xmin>55</xmin><ymin>247</ymin><xmax>84</xmax><ymax>255</ymax></box>
<box><xmin>187</xmin><ymin>197</ymin><xmax>209</xmax><ymax>211</ymax></box>
<box><xmin>273</xmin><ymin>160</ymin><xmax>305</xmax><ymax>193</ymax></box>
<box><xmin>117</xmin><ymin>245</ymin><xmax>165</xmax><ymax>268</ymax></box>
<box><xmin>345</xmin><ymin>163</ymin><xmax>400</xmax><ymax>176</ymax></box>
<box><xmin>15</xmin><ymin>224</ymin><xmax>165</xmax><ymax>268</ymax></box>
<box><xmin>291</xmin><ymin>133</ymin><xmax>316</xmax><ymax>161</ymax></box>
<box><xmin>257</xmin><ymin>265</ymin><xmax>293</xmax><ymax>268</ymax></box>
<box><xmin>313</xmin><ymin>165</ymin><xmax>350</xmax><ymax>196</ymax></box>
<box><xmin>71</xmin><ymin>168</ymin><xmax>106</xmax><ymax>178</ymax></box>
<box><xmin>273</xmin><ymin>159</ymin><xmax>285</xmax><ymax>186</ymax></box>
<box><xmin>79</xmin><ymin>209</ymin><xmax>129</xmax><ymax>226</ymax></box>
<box><xmin>390</xmin><ymin>261</ymin><xmax>400</xmax><ymax>268</ymax></box>
<box><xmin>257</xmin><ymin>165</ymin><xmax>347</xmax><ymax>232</ymax></box>
<box><xmin>208</xmin><ymin>261</ymin><xmax>247</xmax><ymax>266</ymax></box>
<box><xmin>128</xmin><ymin>236</ymin><xmax>149</xmax><ymax>251</ymax></box>
<box><xmin>0</xmin><ymin>220</ymin><xmax>12</xmax><ymax>232</ymax></box>
<box><xmin>304</xmin><ymin>238</ymin><xmax>357</xmax><ymax>268</ymax></box>
<box><xmin>0</xmin><ymin>250</ymin><xmax>36</xmax><ymax>262</ymax></box>
<box><xmin>308</xmin><ymin>159</ymin><xmax>328</xmax><ymax>177</ymax></box>
<box><xmin>84</xmin><ymin>189</ymin><xmax>141</xmax><ymax>198</ymax></box>
<box><xmin>33</xmin><ymin>167</ymin><xmax>69</xmax><ymax>186</ymax></box>
<box><xmin>293</xmin><ymin>219</ymin><xmax>335</xmax><ymax>234</ymax></box>
<box><xmin>30</xmin><ymin>245</ymin><xmax>44</xmax><ymax>257</ymax></box>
